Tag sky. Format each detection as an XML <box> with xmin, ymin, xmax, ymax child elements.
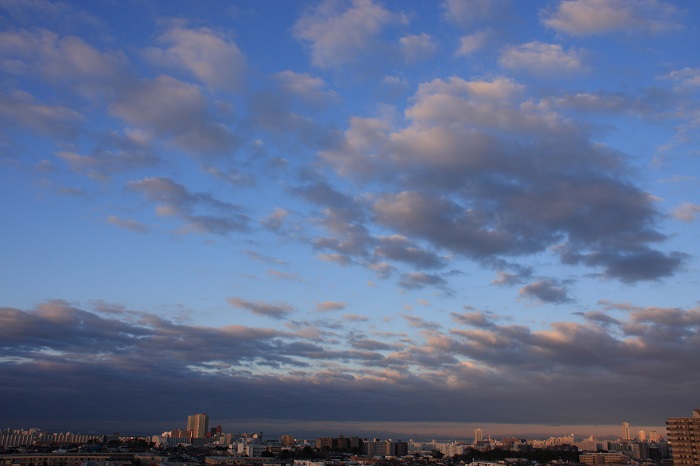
<box><xmin>1</xmin><ymin>0</ymin><xmax>699</xmax><ymax>439</ymax></box>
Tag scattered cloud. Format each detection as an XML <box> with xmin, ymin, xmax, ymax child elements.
<box><xmin>227</xmin><ymin>297</ymin><xmax>295</xmax><ymax>319</ymax></box>
<box><xmin>441</xmin><ymin>0</ymin><xmax>506</xmax><ymax>27</ymax></box>
<box><xmin>542</xmin><ymin>0</ymin><xmax>681</xmax><ymax>36</ymax></box>
<box><xmin>519</xmin><ymin>279</ymin><xmax>572</xmax><ymax>304</ymax></box>
<box><xmin>499</xmin><ymin>41</ymin><xmax>585</xmax><ymax>75</ymax></box>
<box><xmin>293</xmin><ymin>0</ymin><xmax>405</xmax><ymax>71</ymax></box>
<box><xmin>455</xmin><ymin>30</ymin><xmax>490</xmax><ymax>57</ymax></box>
<box><xmin>144</xmin><ymin>23</ymin><xmax>246</xmax><ymax>91</ymax></box>
<box><xmin>107</xmin><ymin>215</ymin><xmax>148</xmax><ymax>233</ymax></box>
<box><xmin>672</xmin><ymin>202</ymin><xmax>700</xmax><ymax>222</ymax></box>
<box><xmin>399</xmin><ymin>33</ymin><xmax>437</xmax><ymax>63</ymax></box>
<box><xmin>316</xmin><ymin>301</ymin><xmax>347</xmax><ymax>312</ymax></box>
<box><xmin>128</xmin><ymin>176</ymin><xmax>250</xmax><ymax>235</ymax></box>
<box><xmin>111</xmin><ymin>75</ymin><xmax>239</xmax><ymax>156</ymax></box>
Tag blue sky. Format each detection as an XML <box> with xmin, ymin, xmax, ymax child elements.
<box><xmin>1</xmin><ymin>0</ymin><xmax>699</xmax><ymax>437</ymax></box>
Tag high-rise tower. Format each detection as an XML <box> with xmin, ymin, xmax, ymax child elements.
<box><xmin>187</xmin><ymin>413</ymin><xmax>210</xmax><ymax>438</ymax></box>
<box><xmin>622</xmin><ymin>422</ymin><xmax>631</xmax><ymax>441</ymax></box>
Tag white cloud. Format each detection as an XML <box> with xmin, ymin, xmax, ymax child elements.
<box><xmin>499</xmin><ymin>41</ymin><xmax>584</xmax><ymax>75</ymax></box>
<box><xmin>542</xmin><ymin>0</ymin><xmax>680</xmax><ymax>36</ymax></box>
<box><xmin>144</xmin><ymin>24</ymin><xmax>246</xmax><ymax>91</ymax></box>
<box><xmin>293</xmin><ymin>0</ymin><xmax>404</xmax><ymax>70</ymax></box>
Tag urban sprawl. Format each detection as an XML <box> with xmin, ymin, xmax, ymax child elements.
<box><xmin>2</xmin><ymin>409</ymin><xmax>699</xmax><ymax>466</ymax></box>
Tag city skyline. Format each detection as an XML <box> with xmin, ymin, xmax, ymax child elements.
<box><xmin>1</xmin><ymin>1</ymin><xmax>700</xmax><ymax>434</ymax></box>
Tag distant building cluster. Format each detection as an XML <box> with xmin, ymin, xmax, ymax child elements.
<box><xmin>5</xmin><ymin>409</ymin><xmax>700</xmax><ymax>466</ymax></box>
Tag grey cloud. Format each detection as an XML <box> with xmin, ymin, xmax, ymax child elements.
<box><xmin>450</xmin><ymin>311</ymin><xmax>496</xmax><ymax>328</ymax></box>
<box><xmin>351</xmin><ymin>338</ymin><xmax>395</xmax><ymax>351</ymax></box>
<box><xmin>519</xmin><ymin>279</ymin><xmax>572</xmax><ymax>304</ymax></box>
<box><xmin>111</xmin><ymin>75</ymin><xmax>239</xmax><ymax>156</ymax></box>
<box><xmin>0</xmin><ymin>28</ymin><xmax>130</xmax><ymax>97</ymax></box>
<box><xmin>375</xmin><ymin>235</ymin><xmax>446</xmax><ymax>269</ymax></box>
<box><xmin>0</xmin><ymin>90</ymin><xmax>82</xmax><ymax>139</ymax></box>
<box><xmin>399</xmin><ymin>271</ymin><xmax>449</xmax><ymax>291</ymax></box>
<box><xmin>227</xmin><ymin>297</ymin><xmax>294</xmax><ymax>319</ymax></box>
<box><xmin>2</xmin><ymin>300</ymin><xmax>700</xmax><ymax>429</ymax></box>
<box><xmin>321</xmin><ymin>77</ymin><xmax>684</xmax><ymax>283</ymax></box>
<box><xmin>128</xmin><ymin>176</ymin><xmax>250</xmax><ymax>235</ymax></box>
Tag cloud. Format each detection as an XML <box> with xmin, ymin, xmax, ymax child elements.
<box><xmin>451</xmin><ymin>311</ymin><xmax>496</xmax><ymax>328</ymax></box>
<box><xmin>57</xmin><ymin>147</ymin><xmax>158</xmax><ymax>181</ymax></box>
<box><xmin>375</xmin><ymin>235</ymin><xmax>446</xmax><ymax>269</ymax></box>
<box><xmin>499</xmin><ymin>41</ymin><xmax>585</xmax><ymax>74</ymax></box>
<box><xmin>665</xmin><ymin>68</ymin><xmax>700</xmax><ymax>88</ymax></box>
<box><xmin>399</xmin><ymin>33</ymin><xmax>437</xmax><ymax>63</ymax></box>
<box><xmin>316</xmin><ymin>301</ymin><xmax>347</xmax><ymax>312</ymax></box>
<box><xmin>672</xmin><ymin>202</ymin><xmax>700</xmax><ymax>222</ymax></box>
<box><xmin>128</xmin><ymin>176</ymin><xmax>250</xmax><ymax>235</ymax></box>
<box><xmin>455</xmin><ymin>30</ymin><xmax>490</xmax><ymax>57</ymax></box>
<box><xmin>144</xmin><ymin>23</ymin><xmax>246</xmax><ymax>91</ymax></box>
<box><xmin>107</xmin><ymin>215</ymin><xmax>148</xmax><ymax>233</ymax></box>
<box><xmin>273</xmin><ymin>70</ymin><xmax>339</xmax><ymax>108</ymax></box>
<box><xmin>320</xmin><ymin>76</ymin><xmax>684</xmax><ymax>283</ymax></box>
<box><xmin>111</xmin><ymin>75</ymin><xmax>239</xmax><ymax>156</ymax></box>
<box><xmin>0</xmin><ymin>28</ymin><xmax>129</xmax><ymax>97</ymax></box>
<box><xmin>542</xmin><ymin>0</ymin><xmax>681</xmax><ymax>36</ymax></box>
<box><xmin>227</xmin><ymin>297</ymin><xmax>295</xmax><ymax>319</ymax></box>
<box><xmin>0</xmin><ymin>90</ymin><xmax>82</xmax><ymax>139</ymax></box>
<box><xmin>2</xmin><ymin>300</ymin><xmax>700</xmax><ymax>429</ymax></box>
<box><xmin>519</xmin><ymin>279</ymin><xmax>572</xmax><ymax>304</ymax></box>
<box><xmin>399</xmin><ymin>272</ymin><xmax>448</xmax><ymax>291</ymax></box>
<box><xmin>441</xmin><ymin>0</ymin><xmax>506</xmax><ymax>27</ymax></box>
<box><xmin>293</xmin><ymin>0</ymin><xmax>404</xmax><ymax>71</ymax></box>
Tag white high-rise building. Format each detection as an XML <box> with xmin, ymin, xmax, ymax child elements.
<box><xmin>474</xmin><ymin>428</ymin><xmax>483</xmax><ymax>442</ymax></box>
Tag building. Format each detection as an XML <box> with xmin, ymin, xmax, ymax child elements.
<box><xmin>667</xmin><ymin>409</ymin><xmax>700</xmax><ymax>466</ymax></box>
<box><xmin>622</xmin><ymin>422</ymin><xmax>631</xmax><ymax>441</ymax></box>
<box><xmin>579</xmin><ymin>453</ymin><xmax>629</xmax><ymax>464</ymax></box>
<box><xmin>187</xmin><ymin>413</ymin><xmax>210</xmax><ymax>438</ymax></box>
<box><xmin>474</xmin><ymin>428</ymin><xmax>483</xmax><ymax>443</ymax></box>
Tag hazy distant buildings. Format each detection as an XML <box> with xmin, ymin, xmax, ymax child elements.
<box><xmin>667</xmin><ymin>409</ymin><xmax>700</xmax><ymax>466</ymax></box>
<box><xmin>187</xmin><ymin>413</ymin><xmax>210</xmax><ymax>438</ymax></box>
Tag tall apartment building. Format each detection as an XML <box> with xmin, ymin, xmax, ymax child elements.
<box><xmin>667</xmin><ymin>409</ymin><xmax>700</xmax><ymax>466</ymax></box>
<box><xmin>187</xmin><ymin>413</ymin><xmax>210</xmax><ymax>438</ymax></box>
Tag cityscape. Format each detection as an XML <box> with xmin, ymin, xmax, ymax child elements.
<box><xmin>2</xmin><ymin>409</ymin><xmax>700</xmax><ymax>466</ymax></box>
<box><xmin>2</xmin><ymin>3</ymin><xmax>700</xmax><ymax>466</ymax></box>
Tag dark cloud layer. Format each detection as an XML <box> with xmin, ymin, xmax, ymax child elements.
<box><xmin>1</xmin><ymin>300</ymin><xmax>698</xmax><ymax>431</ymax></box>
